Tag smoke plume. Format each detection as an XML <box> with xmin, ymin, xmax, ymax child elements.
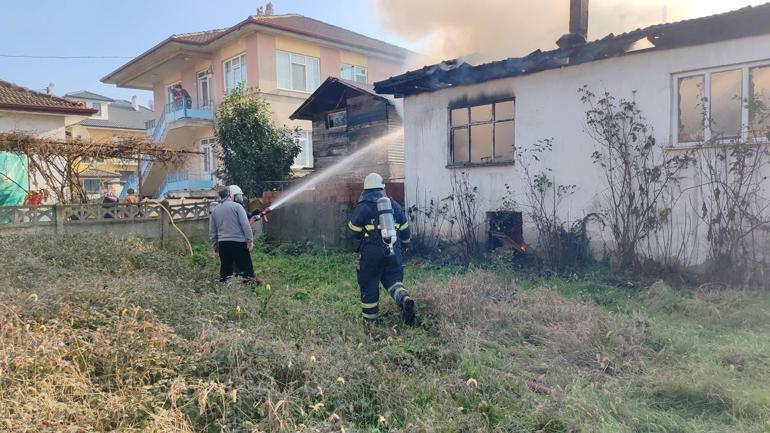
<box><xmin>375</xmin><ymin>0</ymin><xmax>765</xmax><ymax>66</ymax></box>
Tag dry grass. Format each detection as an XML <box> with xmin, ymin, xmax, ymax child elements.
<box><xmin>1</xmin><ymin>234</ymin><xmax>769</xmax><ymax>432</ymax></box>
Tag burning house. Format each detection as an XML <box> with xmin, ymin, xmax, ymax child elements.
<box><xmin>374</xmin><ymin>1</ymin><xmax>770</xmax><ymax>265</ymax></box>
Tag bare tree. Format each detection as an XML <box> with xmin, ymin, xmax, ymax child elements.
<box><xmin>580</xmin><ymin>86</ymin><xmax>691</xmax><ymax>269</ymax></box>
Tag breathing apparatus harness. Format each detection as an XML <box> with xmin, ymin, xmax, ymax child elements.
<box><xmin>355</xmin><ymin>191</ymin><xmax>399</xmax><ymax>256</ymax></box>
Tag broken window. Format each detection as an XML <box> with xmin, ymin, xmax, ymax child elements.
<box><xmin>749</xmin><ymin>65</ymin><xmax>770</xmax><ymax>138</ymax></box>
<box><xmin>450</xmin><ymin>99</ymin><xmax>515</xmax><ymax>165</ymax></box>
<box><xmin>710</xmin><ymin>69</ymin><xmax>742</xmax><ymax>139</ymax></box>
<box><xmin>327</xmin><ymin>110</ymin><xmax>347</xmax><ymax>129</ymax></box>
<box><xmin>677</xmin><ymin>75</ymin><xmax>704</xmax><ymax>143</ymax></box>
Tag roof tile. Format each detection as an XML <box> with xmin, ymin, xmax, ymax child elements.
<box><xmin>0</xmin><ymin>80</ymin><xmax>96</xmax><ymax>115</ymax></box>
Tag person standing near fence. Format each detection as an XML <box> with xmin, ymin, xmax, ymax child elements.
<box><xmin>209</xmin><ymin>185</ymin><xmax>257</xmax><ymax>282</ymax></box>
<box><xmin>124</xmin><ymin>188</ymin><xmax>139</xmax><ymax>204</ymax></box>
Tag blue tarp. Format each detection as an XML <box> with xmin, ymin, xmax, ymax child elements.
<box><xmin>0</xmin><ymin>152</ymin><xmax>29</xmax><ymax>206</ymax></box>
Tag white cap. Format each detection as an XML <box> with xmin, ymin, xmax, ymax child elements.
<box><xmin>228</xmin><ymin>185</ymin><xmax>243</xmax><ymax>195</ymax></box>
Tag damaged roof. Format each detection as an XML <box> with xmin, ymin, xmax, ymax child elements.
<box><xmin>375</xmin><ymin>3</ymin><xmax>770</xmax><ymax>97</ymax></box>
<box><xmin>290</xmin><ymin>77</ymin><xmax>393</xmax><ymax>121</ymax></box>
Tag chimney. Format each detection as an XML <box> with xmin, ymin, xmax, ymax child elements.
<box><xmin>46</xmin><ymin>82</ymin><xmax>55</xmax><ymax>95</ymax></box>
<box><xmin>265</xmin><ymin>1</ymin><xmax>274</xmax><ymax>15</ymax></box>
<box><xmin>131</xmin><ymin>95</ymin><xmax>139</xmax><ymax>111</ymax></box>
<box><xmin>557</xmin><ymin>0</ymin><xmax>589</xmax><ymax>49</ymax></box>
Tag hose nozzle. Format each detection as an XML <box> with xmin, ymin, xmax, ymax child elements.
<box><xmin>261</xmin><ymin>207</ymin><xmax>272</xmax><ymax>223</ymax></box>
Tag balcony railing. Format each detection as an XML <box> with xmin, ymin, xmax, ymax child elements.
<box><xmin>157</xmin><ymin>170</ymin><xmax>215</xmax><ymax>199</ymax></box>
<box><xmin>144</xmin><ymin>100</ymin><xmax>214</xmax><ymax>142</ymax></box>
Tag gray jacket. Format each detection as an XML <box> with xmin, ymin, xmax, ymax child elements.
<box><xmin>209</xmin><ymin>198</ymin><xmax>254</xmax><ymax>248</ymax></box>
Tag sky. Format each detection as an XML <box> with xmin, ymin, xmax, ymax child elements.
<box><xmin>0</xmin><ymin>0</ymin><xmax>765</xmax><ymax>106</ymax></box>
<box><xmin>0</xmin><ymin>0</ymin><xmax>415</xmax><ymax>105</ymax></box>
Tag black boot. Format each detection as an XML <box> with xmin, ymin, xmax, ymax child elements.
<box><xmin>400</xmin><ymin>296</ymin><xmax>416</xmax><ymax>326</ymax></box>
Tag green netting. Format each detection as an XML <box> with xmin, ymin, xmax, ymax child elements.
<box><xmin>0</xmin><ymin>152</ymin><xmax>29</xmax><ymax>206</ymax></box>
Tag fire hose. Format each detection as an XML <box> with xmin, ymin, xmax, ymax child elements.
<box><xmin>146</xmin><ymin>199</ymin><xmax>193</xmax><ymax>256</ymax></box>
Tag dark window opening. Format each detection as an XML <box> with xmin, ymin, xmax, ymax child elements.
<box><xmin>487</xmin><ymin>211</ymin><xmax>525</xmax><ymax>252</ymax></box>
<box><xmin>327</xmin><ymin>110</ymin><xmax>347</xmax><ymax>129</ymax></box>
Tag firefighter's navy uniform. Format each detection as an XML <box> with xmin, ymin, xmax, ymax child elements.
<box><xmin>348</xmin><ymin>185</ymin><xmax>413</xmax><ymax>324</ymax></box>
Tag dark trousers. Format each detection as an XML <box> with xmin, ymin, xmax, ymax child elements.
<box><xmin>218</xmin><ymin>241</ymin><xmax>254</xmax><ymax>282</ymax></box>
<box><xmin>357</xmin><ymin>242</ymin><xmax>409</xmax><ymax>321</ymax></box>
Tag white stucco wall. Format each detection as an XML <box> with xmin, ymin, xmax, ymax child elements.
<box><xmin>402</xmin><ymin>34</ymin><xmax>770</xmax><ymax>263</ymax></box>
<box><xmin>0</xmin><ymin>110</ymin><xmax>68</xmax><ymax>139</ymax></box>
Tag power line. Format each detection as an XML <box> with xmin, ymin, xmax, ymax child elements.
<box><xmin>0</xmin><ymin>54</ymin><xmax>133</xmax><ymax>59</ymax></box>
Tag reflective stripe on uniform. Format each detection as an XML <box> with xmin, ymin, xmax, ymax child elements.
<box><xmin>364</xmin><ymin>224</ymin><xmax>376</xmax><ymax>231</ymax></box>
<box><xmin>362</xmin><ymin>312</ymin><xmax>380</xmax><ymax>320</ymax></box>
<box><xmin>388</xmin><ymin>282</ymin><xmax>408</xmax><ymax>298</ymax></box>
<box><xmin>361</xmin><ymin>301</ymin><xmax>379</xmax><ymax>309</ymax></box>
<box><xmin>401</xmin><ymin>237</ymin><xmax>411</xmax><ymax>244</ymax></box>
<box><xmin>398</xmin><ymin>222</ymin><xmax>409</xmax><ymax>231</ymax></box>
<box><xmin>348</xmin><ymin>221</ymin><xmax>363</xmax><ymax>232</ymax></box>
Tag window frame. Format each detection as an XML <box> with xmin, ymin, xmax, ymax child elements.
<box><xmin>327</xmin><ymin>109</ymin><xmax>348</xmax><ymax>129</ymax></box>
<box><xmin>223</xmin><ymin>53</ymin><xmax>247</xmax><ymax>95</ymax></box>
<box><xmin>82</xmin><ymin>178</ymin><xmax>101</xmax><ymax>194</ymax></box>
<box><xmin>340</xmin><ymin>63</ymin><xmax>368</xmax><ymax>83</ymax></box>
<box><xmin>276</xmin><ymin>50</ymin><xmax>320</xmax><ymax>93</ymax></box>
<box><xmin>200</xmin><ymin>137</ymin><xmax>217</xmax><ymax>174</ymax></box>
<box><xmin>447</xmin><ymin>97</ymin><xmax>516</xmax><ymax>167</ymax></box>
<box><xmin>672</xmin><ymin>60</ymin><xmax>770</xmax><ymax>147</ymax></box>
<box><xmin>292</xmin><ymin>130</ymin><xmax>314</xmax><ymax>169</ymax></box>
<box><xmin>197</xmin><ymin>69</ymin><xmax>212</xmax><ymax>107</ymax></box>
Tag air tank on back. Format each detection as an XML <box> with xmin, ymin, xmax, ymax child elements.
<box><xmin>377</xmin><ymin>196</ymin><xmax>397</xmax><ymax>256</ymax></box>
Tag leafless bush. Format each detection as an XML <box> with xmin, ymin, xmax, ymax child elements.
<box><xmin>448</xmin><ymin>172</ymin><xmax>484</xmax><ymax>262</ymax></box>
<box><xmin>515</xmin><ymin>139</ymin><xmax>599</xmax><ymax>269</ymax></box>
<box><xmin>580</xmin><ymin>87</ymin><xmax>692</xmax><ymax>270</ymax></box>
<box><xmin>406</xmin><ymin>185</ymin><xmax>452</xmax><ymax>256</ymax></box>
<box><xmin>693</xmin><ymin>138</ymin><xmax>770</xmax><ymax>288</ymax></box>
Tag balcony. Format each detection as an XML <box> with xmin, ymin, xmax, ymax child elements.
<box><xmin>157</xmin><ymin>170</ymin><xmax>216</xmax><ymax>199</ymax></box>
<box><xmin>145</xmin><ymin>100</ymin><xmax>214</xmax><ymax>143</ymax></box>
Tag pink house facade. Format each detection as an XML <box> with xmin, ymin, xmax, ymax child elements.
<box><xmin>102</xmin><ymin>12</ymin><xmax>410</xmax><ymax>199</ymax></box>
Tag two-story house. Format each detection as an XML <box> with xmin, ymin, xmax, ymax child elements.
<box><xmin>102</xmin><ymin>10</ymin><xmax>410</xmax><ymax>199</ymax></box>
<box><xmin>64</xmin><ymin>91</ymin><xmax>155</xmax><ymax>199</ymax></box>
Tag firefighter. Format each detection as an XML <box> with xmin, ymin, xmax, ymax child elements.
<box><xmin>348</xmin><ymin>173</ymin><xmax>415</xmax><ymax>326</ymax></box>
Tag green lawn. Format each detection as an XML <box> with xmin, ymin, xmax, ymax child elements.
<box><xmin>1</xmin><ymin>234</ymin><xmax>769</xmax><ymax>432</ymax></box>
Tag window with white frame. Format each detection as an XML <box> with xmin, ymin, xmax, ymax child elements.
<box><xmin>91</xmin><ymin>102</ymin><xmax>102</xmax><ymax>116</ymax></box>
<box><xmin>276</xmin><ymin>51</ymin><xmax>320</xmax><ymax>92</ymax></box>
<box><xmin>292</xmin><ymin>130</ymin><xmax>313</xmax><ymax>168</ymax></box>
<box><xmin>197</xmin><ymin>69</ymin><xmax>212</xmax><ymax>107</ymax></box>
<box><xmin>675</xmin><ymin>62</ymin><xmax>770</xmax><ymax>144</ymax></box>
<box><xmin>224</xmin><ymin>54</ymin><xmax>247</xmax><ymax>94</ymax></box>
<box><xmin>340</xmin><ymin>64</ymin><xmax>367</xmax><ymax>83</ymax></box>
<box><xmin>200</xmin><ymin>138</ymin><xmax>217</xmax><ymax>174</ymax></box>
<box><xmin>449</xmin><ymin>99</ymin><xmax>515</xmax><ymax>165</ymax></box>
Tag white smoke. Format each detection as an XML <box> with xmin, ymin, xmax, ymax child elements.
<box><xmin>375</xmin><ymin>0</ymin><xmax>766</xmax><ymax>66</ymax></box>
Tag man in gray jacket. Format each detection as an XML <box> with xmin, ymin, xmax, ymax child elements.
<box><xmin>209</xmin><ymin>186</ymin><xmax>255</xmax><ymax>282</ymax></box>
